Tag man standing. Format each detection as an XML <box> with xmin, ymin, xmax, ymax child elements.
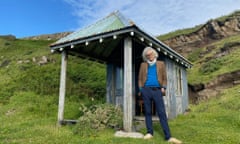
<box><xmin>138</xmin><ymin>47</ymin><xmax>182</xmax><ymax>144</ymax></box>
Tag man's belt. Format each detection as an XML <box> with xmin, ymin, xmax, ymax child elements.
<box><xmin>148</xmin><ymin>87</ymin><xmax>160</xmax><ymax>91</ymax></box>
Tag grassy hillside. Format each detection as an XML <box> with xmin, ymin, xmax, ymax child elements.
<box><xmin>187</xmin><ymin>34</ymin><xmax>240</xmax><ymax>84</ymax></box>
<box><xmin>0</xmin><ymin>37</ymin><xmax>106</xmax><ymax>117</ymax></box>
<box><xmin>157</xmin><ymin>24</ymin><xmax>202</xmax><ymax>41</ymax></box>
<box><xmin>157</xmin><ymin>10</ymin><xmax>240</xmax><ymax>41</ymax></box>
<box><xmin>1</xmin><ymin>81</ymin><xmax>239</xmax><ymax>143</ymax></box>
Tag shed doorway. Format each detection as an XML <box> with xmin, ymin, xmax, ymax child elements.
<box><xmin>134</xmin><ymin>48</ymin><xmax>166</xmax><ymax>118</ymax></box>
<box><xmin>135</xmin><ymin>60</ymin><xmax>158</xmax><ymax>118</ymax></box>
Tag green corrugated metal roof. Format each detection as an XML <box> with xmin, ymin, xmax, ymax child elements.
<box><xmin>55</xmin><ymin>11</ymin><xmax>134</xmax><ymax>44</ymax></box>
<box><xmin>50</xmin><ymin>11</ymin><xmax>192</xmax><ymax>68</ymax></box>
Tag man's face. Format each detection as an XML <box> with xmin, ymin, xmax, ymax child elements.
<box><xmin>146</xmin><ymin>50</ymin><xmax>155</xmax><ymax>61</ymax></box>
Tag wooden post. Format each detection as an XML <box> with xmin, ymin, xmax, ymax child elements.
<box><xmin>58</xmin><ymin>50</ymin><xmax>67</xmax><ymax>125</ymax></box>
<box><xmin>123</xmin><ymin>37</ymin><xmax>133</xmax><ymax>132</ymax></box>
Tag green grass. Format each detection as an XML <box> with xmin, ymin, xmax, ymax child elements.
<box><xmin>215</xmin><ymin>10</ymin><xmax>240</xmax><ymax>22</ymax></box>
<box><xmin>187</xmin><ymin>34</ymin><xmax>240</xmax><ymax>84</ymax></box>
<box><xmin>0</xmin><ymin>38</ymin><xmax>53</xmax><ymax>59</ymax></box>
<box><xmin>0</xmin><ymin>37</ymin><xmax>106</xmax><ymax>103</ymax></box>
<box><xmin>157</xmin><ymin>24</ymin><xmax>203</xmax><ymax>41</ymax></box>
<box><xmin>171</xmin><ymin>85</ymin><xmax>240</xmax><ymax>143</ymax></box>
<box><xmin>0</xmin><ymin>85</ymin><xmax>239</xmax><ymax>143</ymax></box>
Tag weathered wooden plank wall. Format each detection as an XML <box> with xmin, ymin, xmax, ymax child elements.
<box><xmin>165</xmin><ymin>58</ymin><xmax>177</xmax><ymax>119</ymax></box>
<box><xmin>106</xmin><ymin>52</ymin><xmax>189</xmax><ymax>130</ymax></box>
<box><xmin>182</xmin><ymin>68</ymin><xmax>189</xmax><ymax>113</ymax></box>
<box><xmin>165</xmin><ymin>58</ymin><xmax>189</xmax><ymax>119</ymax></box>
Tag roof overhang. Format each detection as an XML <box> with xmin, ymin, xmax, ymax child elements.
<box><xmin>50</xmin><ymin>25</ymin><xmax>192</xmax><ymax>68</ymax></box>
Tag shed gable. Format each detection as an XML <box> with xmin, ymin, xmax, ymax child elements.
<box><xmin>53</xmin><ymin>11</ymin><xmax>134</xmax><ymax>45</ymax></box>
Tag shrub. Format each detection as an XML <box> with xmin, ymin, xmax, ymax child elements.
<box><xmin>73</xmin><ymin>103</ymin><xmax>123</xmax><ymax>137</ymax></box>
<box><xmin>187</xmin><ymin>48</ymin><xmax>202</xmax><ymax>62</ymax></box>
<box><xmin>200</xmin><ymin>58</ymin><xmax>222</xmax><ymax>74</ymax></box>
<box><xmin>16</xmin><ymin>63</ymin><xmax>60</xmax><ymax>95</ymax></box>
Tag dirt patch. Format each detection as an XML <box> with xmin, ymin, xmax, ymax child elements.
<box><xmin>189</xmin><ymin>69</ymin><xmax>240</xmax><ymax>104</ymax></box>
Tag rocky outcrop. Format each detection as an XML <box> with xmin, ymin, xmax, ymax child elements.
<box><xmin>188</xmin><ymin>38</ymin><xmax>240</xmax><ymax>103</ymax></box>
<box><xmin>206</xmin><ymin>70</ymin><xmax>240</xmax><ymax>89</ymax></box>
<box><xmin>197</xmin><ymin>41</ymin><xmax>240</xmax><ymax>64</ymax></box>
<box><xmin>189</xmin><ymin>70</ymin><xmax>240</xmax><ymax>104</ymax></box>
<box><xmin>22</xmin><ymin>32</ymin><xmax>72</xmax><ymax>41</ymax></box>
<box><xmin>161</xmin><ymin>11</ymin><xmax>240</xmax><ymax>104</ymax></box>
<box><xmin>0</xmin><ymin>35</ymin><xmax>16</xmax><ymax>40</ymax></box>
<box><xmin>17</xmin><ymin>56</ymin><xmax>55</xmax><ymax>66</ymax></box>
<box><xmin>163</xmin><ymin>14</ymin><xmax>240</xmax><ymax>57</ymax></box>
<box><xmin>0</xmin><ymin>59</ymin><xmax>11</xmax><ymax>68</ymax></box>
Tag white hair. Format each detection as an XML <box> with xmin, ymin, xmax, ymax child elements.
<box><xmin>142</xmin><ymin>47</ymin><xmax>158</xmax><ymax>62</ymax></box>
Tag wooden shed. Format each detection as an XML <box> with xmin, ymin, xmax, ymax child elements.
<box><xmin>50</xmin><ymin>11</ymin><xmax>192</xmax><ymax>132</ymax></box>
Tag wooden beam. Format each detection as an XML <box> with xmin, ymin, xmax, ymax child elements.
<box><xmin>123</xmin><ymin>37</ymin><xmax>133</xmax><ymax>132</ymax></box>
<box><xmin>58</xmin><ymin>50</ymin><xmax>68</xmax><ymax>125</ymax></box>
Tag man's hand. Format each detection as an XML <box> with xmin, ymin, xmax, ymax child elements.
<box><xmin>161</xmin><ymin>88</ymin><xmax>166</xmax><ymax>96</ymax></box>
<box><xmin>138</xmin><ymin>92</ymin><xmax>141</xmax><ymax>96</ymax></box>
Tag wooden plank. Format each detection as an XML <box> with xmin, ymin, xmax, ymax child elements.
<box><xmin>165</xmin><ymin>59</ymin><xmax>176</xmax><ymax>119</ymax></box>
<box><xmin>58</xmin><ymin>50</ymin><xmax>67</xmax><ymax>125</ymax></box>
<box><xmin>123</xmin><ymin>37</ymin><xmax>133</xmax><ymax>132</ymax></box>
<box><xmin>59</xmin><ymin>119</ymin><xmax>78</xmax><ymax>125</ymax></box>
<box><xmin>182</xmin><ymin>67</ymin><xmax>189</xmax><ymax>113</ymax></box>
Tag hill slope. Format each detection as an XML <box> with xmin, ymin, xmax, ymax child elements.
<box><xmin>158</xmin><ymin>10</ymin><xmax>240</xmax><ymax>103</ymax></box>
<box><xmin>159</xmin><ymin>10</ymin><xmax>240</xmax><ymax>57</ymax></box>
<box><xmin>1</xmin><ymin>77</ymin><xmax>239</xmax><ymax>143</ymax></box>
<box><xmin>0</xmin><ymin>36</ymin><xmax>106</xmax><ymax>106</ymax></box>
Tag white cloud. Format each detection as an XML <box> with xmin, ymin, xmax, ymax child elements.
<box><xmin>63</xmin><ymin>0</ymin><xmax>137</xmax><ymax>26</ymax></box>
<box><xmin>63</xmin><ymin>0</ymin><xmax>240</xmax><ymax>36</ymax></box>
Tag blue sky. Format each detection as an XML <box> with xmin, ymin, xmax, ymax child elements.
<box><xmin>1</xmin><ymin>0</ymin><xmax>240</xmax><ymax>38</ymax></box>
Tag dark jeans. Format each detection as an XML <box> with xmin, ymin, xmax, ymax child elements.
<box><xmin>141</xmin><ymin>87</ymin><xmax>171</xmax><ymax>140</ymax></box>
